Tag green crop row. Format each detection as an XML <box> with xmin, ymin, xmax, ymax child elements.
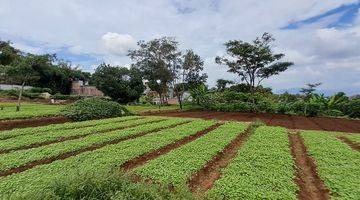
<box><xmin>0</xmin><ymin>116</ymin><xmax>141</xmax><ymax>140</ymax></box>
<box><xmin>0</xmin><ymin>117</ymin><xmax>164</xmax><ymax>152</ymax></box>
<box><xmin>0</xmin><ymin>118</ymin><xmax>190</xmax><ymax>172</ymax></box>
<box><xmin>301</xmin><ymin>131</ymin><xmax>360</xmax><ymax>199</ymax></box>
<box><xmin>133</xmin><ymin>121</ymin><xmax>248</xmax><ymax>189</ymax></box>
<box><xmin>0</xmin><ymin>119</ymin><xmax>216</xmax><ymax>198</ymax></box>
<box><xmin>343</xmin><ymin>134</ymin><xmax>360</xmax><ymax>143</ymax></box>
<box><xmin>0</xmin><ymin>104</ymin><xmax>64</xmax><ymax>120</ymax></box>
<box><xmin>208</xmin><ymin>126</ymin><xmax>297</xmax><ymax>199</ymax></box>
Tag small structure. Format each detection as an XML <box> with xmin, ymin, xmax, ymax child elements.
<box><xmin>71</xmin><ymin>80</ymin><xmax>104</xmax><ymax>97</ymax></box>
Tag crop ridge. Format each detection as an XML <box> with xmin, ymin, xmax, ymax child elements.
<box><xmin>0</xmin><ymin>117</ymin><xmax>143</xmax><ymax>141</ymax></box>
<box><xmin>336</xmin><ymin>136</ymin><xmax>360</xmax><ymax>151</ymax></box>
<box><xmin>0</xmin><ymin>119</ymin><xmax>166</xmax><ymax>154</ymax></box>
<box><xmin>0</xmin><ymin>120</ymin><xmax>191</xmax><ymax>177</ymax></box>
<box><xmin>121</xmin><ymin>122</ymin><xmax>223</xmax><ymax>171</ymax></box>
<box><xmin>187</xmin><ymin>125</ymin><xmax>252</xmax><ymax>193</ymax></box>
<box><xmin>288</xmin><ymin>131</ymin><xmax>330</xmax><ymax>200</ymax></box>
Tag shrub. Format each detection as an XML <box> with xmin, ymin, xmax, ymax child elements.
<box><xmin>29</xmin><ymin>87</ymin><xmax>52</xmax><ymax>94</ymax></box>
<box><xmin>62</xmin><ymin>98</ymin><xmax>132</xmax><ymax>121</ymax></box>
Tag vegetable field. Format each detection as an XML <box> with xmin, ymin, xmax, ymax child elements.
<box><xmin>0</xmin><ymin>116</ymin><xmax>359</xmax><ymax>199</ymax></box>
<box><xmin>0</xmin><ymin>103</ymin><xmax>64</xmax><ymax>120</ymax></box>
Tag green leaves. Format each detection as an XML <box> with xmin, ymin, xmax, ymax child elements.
<box><xmin>301</xmin><ymin>131</ymin><xmax>360</xmax><ymax>199</ymax></box>
<box><xmin>208</xmin><ymin>126</ymin><xmax>297</xmax><ymax>200</ymax></box>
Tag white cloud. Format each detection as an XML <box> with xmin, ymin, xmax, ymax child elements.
<box><xmin>0</xmin><ymin>0</ymin><xmax>359</xmax><ymax>94</ymax></box>
<box><xmin>101</xmin><ymin>32</ymin><xmax>137</xmax><ymax>56</ymax></box>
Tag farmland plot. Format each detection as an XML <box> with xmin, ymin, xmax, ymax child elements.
<box><xmin>0</xmin><ymin>116</ymin><xmax>359</xmax><ymax>199</ymax></box>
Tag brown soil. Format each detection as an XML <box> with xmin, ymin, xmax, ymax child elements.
<box><xmin>337</xmin><ymin>136</ymin><xmax>360</xmax><ymax>151</ymax></box>
<box><xmin>0</xmin><ymin>116</ymin><xmax>71</xmax><ymax>131</ymax></box>
<box><xmin>146</xmin><ymin>111</ymin><xmax>360</xmax><ymax>133</ymax></box>
<box><xmin>0</xmin><ymin>119</ymin><xmax>166</xmax><ymax>154</ymax></box>
<box><xmin>289</xmin><ymin>132</ymin><xmax>330</xmax><ymax>200</ymax></box>
<box><xmin>121</xmin><ymin>123</ymin><xmax>223</xmax><ymax>171</ymax></box>
<box><xmin>188</xmin><ymin>126</ymin><xmax>252</xmax><ymax>193</ymax></box>
<box><xmin>0</xmin><ymin>121</ymin><xmax>190</xmax><ymax>177</ymax></box>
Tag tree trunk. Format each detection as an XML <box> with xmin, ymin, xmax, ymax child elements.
<box><xmin>16</xmin><ymin>82</ymin><xmax>25</xmax><ymax>112</ymax></box>
<box><xmin>158</xmin><ymin>92</ymin><xmax>162</xmax><ymax>109</ymax></box>
<box><xmin>177</xmin><ymin>93</ymin><xmax>183</xmax><ymax>110</ymax></box>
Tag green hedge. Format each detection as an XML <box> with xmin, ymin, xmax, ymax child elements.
<box><xmin>62</xmin><ymin>98</ymin><xmax>132</xmax><ymax>121</ymax></box>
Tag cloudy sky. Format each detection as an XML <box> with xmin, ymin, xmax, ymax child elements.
<box><xmin>1</xmin><ymin>0</ymin><xmax>359</xmax><ymax>95</ymax></box>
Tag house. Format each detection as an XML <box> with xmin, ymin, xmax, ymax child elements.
<box><xmin>71</xmin><ymin>80</ymin><xmax>104</xmax><ymax>97</ymax></box>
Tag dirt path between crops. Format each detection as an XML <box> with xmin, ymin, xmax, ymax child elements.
<box><xmin>289</xmin><ymin>132</ymin><xmax>330</xmax><ymax>200</ymax></box>
<box><xmin>121</xmin><ymin>123</ymin><xmax>222</xmax><ymax>171</ymax></box>
<box><xmin>336</xmin><ymin>136</ymin><xmax>360</xmax><ymax>151</ymax></box>
<box><xmin>0</xmin><ymin>116</ymin><xmax>70</xmax><ymax>131</ymax></box>
<box><xmin>0</xmin><ymin>119</ymin><xmax>166</xmax><ymax>154</ymax></box>
<box><xmin>188</xmin><ymin>126</ymin><xmax>252</xmax><ymax>193</ymax></box>
<box><xmin>0</xmin><ymin>121</ymin><xmax>191</xmax><ymax>177</ymax></box>
<box><xmin>146</xmin><ymin>111</ymin><xmax>360</xmax><ymax>133</ymax></box>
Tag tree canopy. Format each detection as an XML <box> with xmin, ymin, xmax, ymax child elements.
<box><xmin>215</xmin><ymin>33</ymin><xmax>293</xmax><ymax>93</ymax></box>
<box><xmin>91</xmin><ymin>63</ymin><xmax>145</xmax><ymax>104</ymax></box>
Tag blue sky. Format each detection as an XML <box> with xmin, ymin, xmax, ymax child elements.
<box><xmin>0</xmin><ymin>0</ymin><xmax>359</xmax><ymax>95</ymax></box>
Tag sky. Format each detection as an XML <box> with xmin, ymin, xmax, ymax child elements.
<box><xmin>0</xmin><ymin>0</ymin><xmax>359</xmax><ymax>95</ymax></box>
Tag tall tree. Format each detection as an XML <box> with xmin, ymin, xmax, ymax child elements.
<box><xmin>216</xmin><ymin>79</ymin><xmax>234</xmax><ymax>91</ymax></box>
<box><xmin>0</xmin><ymin>40</ymin><xmax>21</xmax><ymax>66</ymax></box>
<box><xmin>300</xmin><ymin>82</ymin><xmax>322</xmax><ymax>99</ymax></box>
<box><xmin>5</xmin><ymin>55</ymin><xmax>39</xmax><ymax>111</ymax></box>
<box><xmin>215</xmin><ymin>33</ymin><xmax>293</xmax><ymax>99</ymax></box>
<box><xmin>128</xmin><ymin>37</ymin><xmax>181</xmax><ymax>106</ymax></box>
<box><xmin>91</xmin><ymin>63</ymin><xmax>144</xmax><ymax>104</ymax></box>
<box><xmin>174</xmin><ymin>49</ymin><xmax>207</xmax><ymax>109</ymax></box>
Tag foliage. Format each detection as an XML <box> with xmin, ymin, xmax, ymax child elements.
<box><xmin>51</xmin><ymin>93</ymin><xmax>83</xmax><ymax>100</ymax></box>
<box><xmin>215</xmin><ymin>33</ymin><xmax>293</xmax><ymax>94</ymax></box>
<box><xmin>0</xmin><ymin>103</ymin><xmax>63</xmax><ymax>120</ymax></box>
<box><xmin>189</xmin><ymin>84</ymin><xmax>208</xmax><ymax>105</ymax></box>
<box><xmin>0</xmin><ymin>118</ymin><xmax>188</xmax><ymax>172</ymax></box>
<box><xmin>91</xmin><ymin>63</ymin><xmax>145</xmax><ymax>104</ymax></box>
<box><xmin>301</xmin><ymin>131</ymin><xmax>360</xmax><ymax>199</ymax></box>
<box><xmin>134</xmin><ymin>122</ymin><xmax>248</xmax><ymax>188</ymax></box>
<box><xmin>300</xmin><ymin>82</ymin><xmax>322</xmax><ymax>98</ymax></box>
<box><xmin>216</xmin><ymin>79</ymin><xmax>234</xmax><ymax>91</ymax></box>
<box><xmin>0</xmin><ymin>120</ymin><xmax>213</xmax><ymax>197</ymax></box>
<box><xmin>62</xmin><ymin>98</ymin><xmax>131</xmax><ymax>121</ymax></box>
<box><xmin>338</xmin><ymin>99</ymin><xmax>360</xmax><ymax>118</ymax></box>
<box><xmin>128</xmin><ymin>37</ymin><xmax>182</xmax><ymax>104</ymax></box>
<box><xmin>208</xmin><ymin>126</ymin><xmax>297</xmax><ymax>199</ymax></box>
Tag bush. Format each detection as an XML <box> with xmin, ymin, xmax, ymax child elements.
<box><xmin>338</xmin><ymin>99</ymin><xmax>360</xmax><ymax>118</ymax></box>
<box><xmin>62</xmin><ymin>98</ymin><xmax>132</xmax><ymax>121</ymax></box>
<box><xmin>29</xmin><ymin>87</ymin><xmax>52</xmax><ymax>94</ymax></box>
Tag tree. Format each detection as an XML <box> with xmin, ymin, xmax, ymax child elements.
<box><xmin>5</xmin><ymin>55</ymin><xmax>39</xmax><ymax>111</ymax></box>
<box><xmin>128</xmin><ymin>37</ymin><xmax>181</xmax><ymax>107</ymax></box>
<box><xmin>216</xmin><ymin>79</ymin><xmax>234</xmax><ymax>91</ymax></box>
<box><xmin>91</xmin><ymin>63</ymin><xmax>145</xmax><ymax>104</ymax></box>
<box><xmin>0</xmin><ymin>40</ymin><xmax>21</xmax><ymax>66</ymax></box>
<box><xmin>215</xmin><ymin>33</ymin><xmax>293</xmax><ymax>100</ymax></box>
<box><xmin>174</xmin><ymin>50</ymin><xmax>207</xmax><ymax>109</ymax></box>
<box><xmin>300</xmin><ymin>82</ymin><xmax>322</xmax><ymax>99</ymax></box>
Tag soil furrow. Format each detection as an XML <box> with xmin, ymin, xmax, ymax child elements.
<box><xmin>0</xmin><ymin>117</ymin><xmax>143</xmax><ymax>141</ymax></box>
<box><xmin>0</xmin><ymin>116</ymin><xmax>70</xmax><ymax>131</ymax></box>
<box><xmin>187</xmin><ymin>126</ymin><xmax>252</xmax><ymax>193</ymax></box>
<box><xmin>0</xmin><ymin>119</ymin><xmax>166</xmax><ymax>154</ymax></box>
<box><xmin>0</xmin><ymin>121</ymin><xmax>191</xmax><ymax>177</ymax></box>
<box><xmin>288</xmin><ymin>132</ymin><xmax>330</xmax><ymax>200</ymax></box>
<box><xmin>336</xmin><ymin>136</ymin><xmax>360</xmax><ymax>151</ymax></box>
<box><xmin>121</xmin><ymin>122</ymin><xmax>223</xmax><ymax>171</ymax></box>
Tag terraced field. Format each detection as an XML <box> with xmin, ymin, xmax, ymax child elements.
<box><xmin>0</xmin><ymin>116</ymin><xmax>359</xmax><ymax>199</ymax></box>
<box><xmin>0</xmin><ymin>103</ymin><xmax>64</xmax><ymax>120</ymax></box>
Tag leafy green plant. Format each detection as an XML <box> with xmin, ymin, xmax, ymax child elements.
<box><xmin>62</xmin><ymin>97</ymin><xmax>132</xmax><ymax>121</ymax></box>
<box><xmin>301</xmin><ymin>131</ymin><xmax>360</xmax><ymax>199</ymax></box>
<box><xmin>208</xmin><ymin>126</ymin><xmax>297</xmax><ymax>199</ymax></box>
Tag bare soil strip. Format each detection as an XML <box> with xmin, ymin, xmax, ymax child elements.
<box><xmin>0</xmin><ymin>119</ymin><xmax>166</xmax><ymax>154</ymax></box>
<box><xmin>0</xmin><ymin>116</ymin><xmax>70</xmax><ymax>131</ymax></box>
<box><xmin>121</xmin><ymin>123</ymin><xmax>223</xmax><ymax>171</ymax></box>
<box><xmin>146</xmin><ymin>111</ymin><xmax>360</xmax><ymax>133</ymax></box>
<box><xmin>187</xmin><ymin>127</ymin><xmax>252</xmax><ymax>193</ymax></box>
<box><xmin>337</xmin><ymin>136</ymin><xmax>360</xmax><ymax>151</ymax></box>
<box><xmin>288</xmin><ymin>132</ymin><xmax>330</xmax><ymax>200</ymax></box>
<box><xmin>0</xmin><ymin>121</ymin><xmax>191</xmax><ymax>177</ymax></box>
<box><xmin>0</xmin><ymin>117</ymin><xmax>143</xmax><ymax>141</ymax></box>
